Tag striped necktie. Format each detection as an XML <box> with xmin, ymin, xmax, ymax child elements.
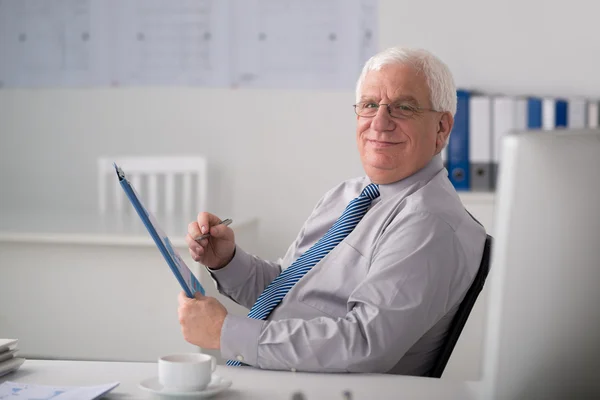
<box><xmin>227</xmin><ymin>183</ymin><xmax>380</xmax><ymax>366</ymax></box>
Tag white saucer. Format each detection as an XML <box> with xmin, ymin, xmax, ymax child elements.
<box><xmin>139</xmin><ymin>375</ymin><xmax>232</xmax><ymax>398</ymax></box>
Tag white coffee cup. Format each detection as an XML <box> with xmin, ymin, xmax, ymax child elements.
<box><xmin>158</xmin><ymin>353</ymin><xmax>216</xmax><ymax>392</ymax></box>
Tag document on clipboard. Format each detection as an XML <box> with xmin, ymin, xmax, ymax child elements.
<box><xmin>114</xmin><ymin>163</ymin><xmax>204</xmax><ymax>297</ymax></box>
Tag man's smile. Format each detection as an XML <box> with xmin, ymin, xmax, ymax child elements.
<box><xmin>366</xmin><ymin>139</ymin><xmax>405</xmax><ymax>148</ymax></box>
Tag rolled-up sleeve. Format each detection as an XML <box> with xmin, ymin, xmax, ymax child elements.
<box><xmin>219</xmin><ymin>212</ymin><xmax>475</xmax><ymax>373</ymax></box>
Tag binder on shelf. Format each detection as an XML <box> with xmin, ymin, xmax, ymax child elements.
<box><xmin>542</xmin><ymin>98</ymin><xmax>556</xmax><ymax>130</ymax></box>
<box><xmin>527</xmin><ymin>97</ymin><xmax>543</xmax><ymax>129</ymax></box>
<box><xmin>588</xmin><ymin>101</ymin><xmax>599</xmax><ymax>128</ymax></box>
<box><xmin>514</xmin><ymin>97</ymin><xmax>528</xmax><ymax>131</ymax></box>
<box><xmin>447</xmin><ymin>89</ymin><xmax>470</xmax><ymax>191</ymax></box>
<box><xmin>555</xmin><ymin>99</ymin><xmax>568</xmax><ymax>128</ymax></box>
<box><xmin>469</xmin><ymin>95</ymin><xmax>493</xmax><ymax>191</ymax></box>
<box><xmin>567</xmin><ymin>98</ymin><xmax>587</xmax><ymax>129</ymax></box>
<box><xmin>492</xmin><ymin>96</ymin><xmax>516</xmax><ymax>190</ymax></box>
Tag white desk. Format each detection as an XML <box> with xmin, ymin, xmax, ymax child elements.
<box><xmin>1</xmin><ymin>359</ymin><xmax>481</xmax><ymax>399</ymax></box>
<box><xmin>0</xmin><ymin>211</ymin><xmax>258</xmax><ymax>363</ymax></box>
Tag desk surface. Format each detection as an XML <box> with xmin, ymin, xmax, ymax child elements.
<box><xmin>0</xmin><ymin>210</ymin><xmax>257</xmax><ymax>247</ymax></box>
<box><xmin>1</xmin><ymin>359</ymin><xmax>480</xmax><ymax>399</ymax></box>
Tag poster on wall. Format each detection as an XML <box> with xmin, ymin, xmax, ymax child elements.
<box><xmin>0</xmin><ymin>0</ymin><xmax>378</xmax><ymax>90</ymax></box>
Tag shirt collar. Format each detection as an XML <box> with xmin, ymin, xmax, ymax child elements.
<box><xmin>374</xmin><ymin>154</ymin><xmax>444</xmax><ymax>199</ymax></box>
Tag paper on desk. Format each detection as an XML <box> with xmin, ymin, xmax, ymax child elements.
<box><xmin>0</xmin><ymin>381</ymin><xmax>119</xmax><ymax>400</ymax></box>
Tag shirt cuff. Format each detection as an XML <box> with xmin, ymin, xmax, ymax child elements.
<box><xmin>220</xmin><ymin>314</ymin><xmax>265</xmax><ymax>366</ymax></box>
<box><xmin>205</xmin><ymin>246</ymin><xmax>253</xmax><ymax>290</ymax></box>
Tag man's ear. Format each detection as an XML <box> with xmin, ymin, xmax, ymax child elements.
<box><xmin>435</xmin><ymin>112</ymin><xmax>453</xmax><ymax>154</ymax></box>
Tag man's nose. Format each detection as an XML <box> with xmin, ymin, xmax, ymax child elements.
<box><xmin>371</xmin><ymin>105</ymin><xmax>394</xmax><ymax>132</ymax></box>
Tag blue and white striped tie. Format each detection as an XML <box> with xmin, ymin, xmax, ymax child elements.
<box><xmin>227</xmin><ymin>183</ymin><xmax>380</xmax><ymax>366</ymax></box>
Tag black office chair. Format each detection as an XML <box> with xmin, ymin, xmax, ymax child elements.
<box><xmin>426</xmin><ymin>234</ymin><xmax>493</xmax><ymax>378</ymax></box>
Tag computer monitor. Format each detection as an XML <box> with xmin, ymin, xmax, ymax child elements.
<box><xmin>481</xmin><ymin>129</ymin><xmax>600</xmax><ymax>399</ymax></box>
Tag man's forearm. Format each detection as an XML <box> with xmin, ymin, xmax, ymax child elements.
<box><xmin>207</xmin><ymin>246</ymin><xmax>281</xmax><ymax>309</ymax></box>
<box><xmin>219</xmin><ymin>310</ymin><xmax>408</xmax><ymax>373</ymax></box>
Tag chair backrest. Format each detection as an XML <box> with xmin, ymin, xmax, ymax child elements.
<box><xmin>97</xmin><ymin>155</ymin><xmax>207</xmax><ymax>217</ymax></box>
<box><xmin>426</xmin><ymin>234</ymin><xmax>493</xmax><ymax>378</ymax></box>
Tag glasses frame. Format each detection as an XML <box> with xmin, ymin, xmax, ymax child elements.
<box><xmin>353</xmin><ymin>102</ymin><xmax>441</xmax><ymax>119</ymax></box>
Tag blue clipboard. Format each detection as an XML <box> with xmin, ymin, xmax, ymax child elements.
<box><xmin>114</xmin><ymin>163</ymin><xmax>204</xmax><ymax>298</ymax></box>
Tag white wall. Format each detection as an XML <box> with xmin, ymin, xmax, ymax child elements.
<box><xmin>1</xmin><ymin>0</ymin><xmax>599</xmax><ymax>259</ymax></box>
<box><xmin>380</xmin><ymin>0</ymin><xmax>600</xmax><ymax>99</ymax></box>
<box><xmin>0</xmin><ymin>88</ymin><xmax>362</xmax><ymax>259</ymax></box>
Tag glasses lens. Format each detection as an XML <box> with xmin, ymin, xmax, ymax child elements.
<box><xmin>389</xmin><ymin>103</ymin><xmax>416</xmax><ymax>118</ymax></box>
<box><xmin>356</xmin><ymin>103</ymin><xmax>377</xmax><ymax>117</ymax></box>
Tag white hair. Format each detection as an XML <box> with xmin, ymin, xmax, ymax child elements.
<box><xmin>355</xmin><ymin>47</ymin><xmax>457</xmax><ymax>117</ymax></box>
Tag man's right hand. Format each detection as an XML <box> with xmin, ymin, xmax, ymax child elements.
<box><xmin>186</xmin><ymin>212</ymin><xmax>236</xmax><ymax>270</ymax></box>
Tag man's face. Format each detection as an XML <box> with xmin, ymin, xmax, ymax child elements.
<box><xmin>356</xmin><ymin>64</ymin><xmax>452</xmax><ymax>184</ymax></box>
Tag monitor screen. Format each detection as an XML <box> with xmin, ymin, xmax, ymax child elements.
<box><xmin>481</xmin><ymin>129</ymin><xmax>600</xmax><ymax>399</ymax></box>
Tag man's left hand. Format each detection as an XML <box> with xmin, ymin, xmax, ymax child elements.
<box><xmin>178</xmin><ymin>291</ymin><xmax>228</xmax><ymax>349</ymax></box>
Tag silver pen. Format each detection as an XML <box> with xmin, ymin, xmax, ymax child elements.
<box><xmin>194</xmin><ymin>218</ymin><xmax>233</xmax><ymax>241</ymax></box>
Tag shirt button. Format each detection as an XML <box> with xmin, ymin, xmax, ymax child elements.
<box><xmin>291</xmin><ymin>368</ymin><xmax>297</xmax><ymax>372</ymax></box>
<box><xmin>236</xmin><ymin>355</ymin><xmax>244</xmax><ymax>362</ymax></box>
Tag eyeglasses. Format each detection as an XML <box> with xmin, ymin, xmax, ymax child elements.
<box><xmin>353</xmin><ymin>101</ymin><xmax>440</xmax><ymax>119</ymax></box>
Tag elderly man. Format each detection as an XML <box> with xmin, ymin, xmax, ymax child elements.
<box><xmin>180</xmin><ymin>46</ymin><xmax>486</xmax><ymax>375</ymax></box>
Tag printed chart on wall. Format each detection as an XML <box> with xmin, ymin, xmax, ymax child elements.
<box><xmin>0</xmin><ymin>0</ymin><xmax>378</xmax><ymax>90</ymax></box>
